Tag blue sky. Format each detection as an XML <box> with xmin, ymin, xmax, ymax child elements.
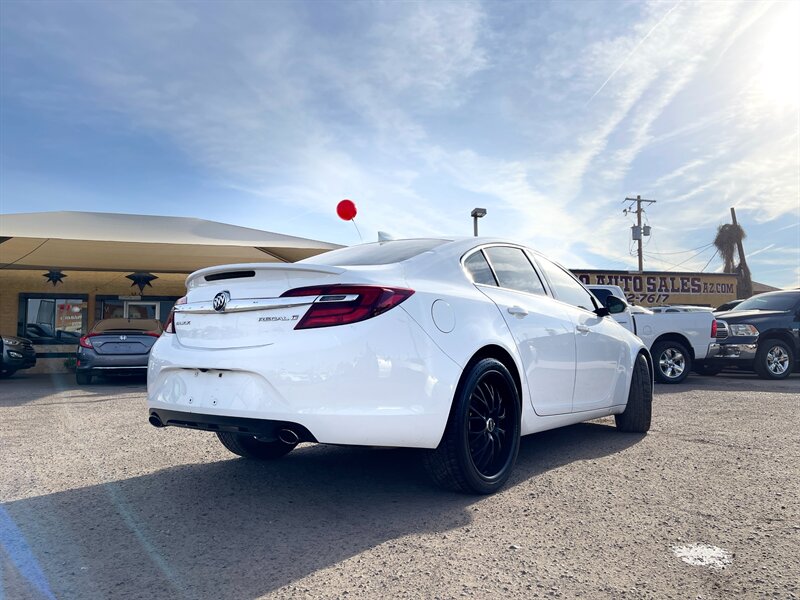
<box><xmin>1</xmin><ymin>0</ymin><xmax>798</xmax><ymax>288</ymax></box>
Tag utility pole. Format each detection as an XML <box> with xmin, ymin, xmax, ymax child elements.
<box><xmin>624</xmin><ymin>195</ymin><xmax>656</xmax><ymax>272</ymax></box>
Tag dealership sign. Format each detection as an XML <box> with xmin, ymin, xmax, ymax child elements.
<box><xmin>571</xmin><ymin>270</ymin><xmax>738</xmax><ymax>306</ymax></box>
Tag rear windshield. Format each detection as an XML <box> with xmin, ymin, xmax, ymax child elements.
<box><xmin>731</xmin><ymin>292</ymin><xmax>799</xmax><ymax>312</ymax></box>
<box><xmin>305</xmin><ymin>239</ymin><xmax>450</xmax><ymax>266</ymax></box>
<box><xmin>91</xmin><ymin>318</ymin><xmax>163</xmax><ymax>333</ymax></box>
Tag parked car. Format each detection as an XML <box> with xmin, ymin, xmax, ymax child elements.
<box><xmin>588</xmin><ymin>285</ymin><xmax>717</xmax><ymax>384</ymax></box>
<box><xmin>147</xmin><ymin>238</ymin><xmax>653</xmax><ymax>494</ymax></box>
<box><xmin>715</xmin><ymin>299</ymin><xmax>745</xmax><ymax>312</ymax></box>
<box><xmin>0</xmin><ymin>335</ymin><xmax>36</xmax><ymax>378</ymax></box>
<box><xmin>76</xmin><ymin>318</ymin><xmax>163</xmax><ymax>384</ymax></box>
<box><xmin>707</xmin><ymin>290</ymin><xmax>800</xmax><ymax>379</ymax></box>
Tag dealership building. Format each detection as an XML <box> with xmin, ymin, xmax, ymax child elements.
<box><xmin>0</xmin><ymin>211</ymin><xmax>339</xmax><ymax>373</ymax></box>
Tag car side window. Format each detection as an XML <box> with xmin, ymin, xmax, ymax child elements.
<box><xmin>590</xmin><ymin>288</ymin><xmax>613</xmax><ymax>306</ymax></box>
<box><xmin>463</xmin><ymin>250</ymin><xmax>498</xmax><ymax>286</ymax></box>
<box><xmin>536</xmin><ymin>257</ymin><xmax>597</xmax><ymax>311</ymax></box>
<box><xmin>483</xmin><ymin>247</ymin><xmax>546</xmax><ymax>296</ymax></box>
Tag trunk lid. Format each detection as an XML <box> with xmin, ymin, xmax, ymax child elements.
<box><xmin>175</xmin><ymin>263</ymin><xmax>348</xmax><ymax>349</ymax></box>
<box><xmin>91</xmin><ymin>332</ymin><xmax>159</xmax><ymax>355</ymax></box>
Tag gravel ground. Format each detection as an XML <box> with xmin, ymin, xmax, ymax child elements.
<box><xmin>1</xmin><ymin>371</ymin><xmax>798</xmax><ymax>600</ymax></box>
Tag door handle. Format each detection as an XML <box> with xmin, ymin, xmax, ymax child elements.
<box><xmin>507</xmin><ymin>306</ymin><xmax>529</xmax><ymax>318</ymax></box>
<box><xmin>576</xmin><ymin>325</ymin><xmax>590</xmax><ymax>334</ymax></box>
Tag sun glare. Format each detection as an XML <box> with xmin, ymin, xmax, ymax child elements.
<box><xmin>758</xmin><ymin>5</ymin><xmax>800</xmax><ymax>108</ymax></box>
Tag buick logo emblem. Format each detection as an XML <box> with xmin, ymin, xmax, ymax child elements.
<box><xmin>213</xmin><ymin>291</ymin><xmax>230</xmax><ymax>312</ymax></box>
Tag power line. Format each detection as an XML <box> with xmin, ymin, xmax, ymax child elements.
<box><xmin>645</xmin><ymin>242</ymin><xmax>714</xmax><ymax>256</ymax></box>
<box><xmin>700</xmin><ymin>249</ymin><xmax>719</xmax><ymax>273</ymax></box>
<box><xmin>644</xmin><ymin>244</ymin><xmax>714</xmax><ymax>271</ymax></box>
<box><xmin>0</xmin><ymin>239</ymin><xmax>50</xmax><ymax>270</ymax></box>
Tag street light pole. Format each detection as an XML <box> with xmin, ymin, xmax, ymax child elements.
<box><xmin>471</xmin><ymin>208</ymin><xmax>487</xmax><ymax>237</ymax></box>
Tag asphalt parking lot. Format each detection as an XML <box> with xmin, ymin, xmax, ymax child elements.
<box><xmin>1</xmin><ymin>372</ymin><xmax>798</xmax><ymax>600</ymax></box>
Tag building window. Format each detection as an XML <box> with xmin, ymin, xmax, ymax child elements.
<box><xmin>19</xmin><ymin>295</ymin><xmax>88</xmax><ymax>344</ymax></box>
<box><xmin>96</xmin><ymin>296</ymin><xmax>179</xmax><ymax>326</ymax></box>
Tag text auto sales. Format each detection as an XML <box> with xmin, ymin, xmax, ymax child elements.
<box><xmin>576</xmin><ymin>274</ymin><xmax>735</xmax><ymax>295</ymax></box>
<box><xmin>578</xmin><ymin>273</ymin><xmax>736</xmax><ymax>303</ymax></box>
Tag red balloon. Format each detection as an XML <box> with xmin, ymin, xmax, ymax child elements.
<box><xmin>336</xmin><ymin>199</ymin><xmax>357</xmax><ymax>221</ymax></box>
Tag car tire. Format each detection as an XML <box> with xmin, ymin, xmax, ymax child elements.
<box><xmin>753</xmin><ymin>340</ymin><xmax>794</xmax><ymax>380</ymax></box>
<box><xmin>652</xmin><ymin>339</ymin><xmax>691</xmax><ymax>384</ymax></box>
<box><xmin>693</xmin><ymin>362</ymin><xmax>723</xmax><ymax>376</ymax></box>
<box><xmin>615</xmin><ymin>353</ymin><xmax>652</xmax><ymax>433</ymax></box>
<box><xmin>76</xmin><ymin>371</ymin><xmax>92</xmax><ymax>385</ymax></box>
<box><xmin>423</xmin><ymin>357</ymin><xmax>521</xmax><ymax>495</ymax></box>
<box><xmin>216</xmin><ymin>432</ymin><xmax>297</xmax><ymax>459</ymax></box>
<box><xmin>0</xmin><ymin>369</ymin><xmax>17</xmax><ymax>379</ymax></box>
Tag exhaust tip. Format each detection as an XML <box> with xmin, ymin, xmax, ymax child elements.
<box><xmin>149</xmin><ymin>414</ymin><xmax>164</xmax><ymax>428</ymax></box>
<box><xmin>278</xmin><ymin>428</ymin><xmax>299</xmax><ymax>445</ymax></box>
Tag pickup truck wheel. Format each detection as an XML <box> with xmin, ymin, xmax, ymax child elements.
<box><xmin>652</xmin><ymin>340</ymin><xmax>691</xmax><ymax>384</ymax></box>
<box><xmin>216</xmin><ymin>432</ymin><xmax>297</xmax><ymax>459</ymax></box>
<box><xmin>616</xmin><ymin>353</ymin><xmax>652</xmax><ymax>433</ymax></box>
<box><xmin>753</xmin><ymin>340</ymin><xmax>794</xmax><ymax>380</ymax></box>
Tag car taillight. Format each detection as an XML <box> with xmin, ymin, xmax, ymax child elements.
<box><xmin>164</xmin><ymin>295</ymin><xmax>188</xmax><ymax>334</ymax></box>
<box><xmin>711</xmin><ymin>320</ymin><xmax>718</xmax><ymax>338</ymax></box>
<box><xmin>79</xmin><ymin>335</ymin><xmax>94</xmax><ymax>349</ymax></box>
<box><xmin>280</xmin><ymin>285</ymin><xmax>414</xmax><ymax>329</ymax></box>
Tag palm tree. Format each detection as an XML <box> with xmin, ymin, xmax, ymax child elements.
<box><xmin>714</xmin><ymin>223</ymin><xmax>752</xmax><ymax>298</ymax></box>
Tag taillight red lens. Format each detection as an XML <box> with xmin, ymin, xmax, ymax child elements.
<box><xmin>711</xmin><ymin>319</ymin><xmax>718</xmax><ymax>338</ymax></box>
<box><xmin>164</xmin><ymin>295</ymin><xmax>187</xmax><ymax>334</ymax></box>
<box><xmin>79</xmin><ymin>335</ymin><xmax>94</xmax><ymax>349</ymax></box>
<box><xmin>280</xmin><ymin>285</ymin><xmax>414</xmax><ymax>329</ymax></box>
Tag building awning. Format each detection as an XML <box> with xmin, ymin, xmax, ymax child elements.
<box><xmin>0</xmin><ymin>211</ymin><xmax>341</xmax><ymax>272</ymax></box>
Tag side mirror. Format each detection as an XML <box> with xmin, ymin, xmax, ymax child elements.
<box><xmin>605</xmin><ymin>295</ymin><xmax>628</xmax><ymax>315</ymax></box>
<box><xmin>594</xmin><ymin>306</ymin><xmax>610</xmax><ymax>317</ymax></box>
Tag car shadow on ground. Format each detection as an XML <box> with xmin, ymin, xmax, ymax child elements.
<box><xmin>0</xmin><ymin>372</ymin><xmax>147</xmax><ymax>407</ymax></box>
<box><xmin>2</xmin><ymin>422</ymin><xmax>643</xmax><ymax>600</ymax></box>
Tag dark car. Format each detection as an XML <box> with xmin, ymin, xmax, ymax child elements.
<box><xmin>706</xmin><ymin>290</ymin><xmax>800</xmax><ymax>379</ymax></box>
<box><xmin>76</xmin><ymin>318</ymin><xmax>162</xmax><ymax>384</ymax></box>
<box><xmin>1</xmin><ymin>335</ymin><xmax>37</xmax><ymax>378</ymax></box>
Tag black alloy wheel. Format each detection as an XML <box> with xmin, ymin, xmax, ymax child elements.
<box><xmin>467</xmin><ymin>372</ymin><xmax>513</xmax><ymax>477</ymax></box>
<box><xmin>424</xmin><ymin>358</ymin><xmax>521</xmax><ymax>494</ymax></box>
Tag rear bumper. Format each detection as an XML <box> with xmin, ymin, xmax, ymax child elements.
<box><xmin>77</xmin><ymin>348</ymin><xmax>149</xmax><ymax>370</ymax></box>
<box><xmin>148</xmin><ymin>409</ymin><xmax>318</xmax><ymax>442</ymax></box>
<box><xmin>147</xmin><ymin>310</ymin><xmax>462</xmax><ymax>449</ymax></box>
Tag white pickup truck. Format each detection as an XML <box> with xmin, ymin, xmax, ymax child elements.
<box><xmin>588</xmin><ymin>285</ymin><xmax>718</xmax><ymax>384</ymax></box>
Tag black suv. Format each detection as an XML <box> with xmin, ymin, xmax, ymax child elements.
<box><xmin>1</xmin><ymin>335</ymin><xmax>37</xmax><ymax>378</ymax></box>
<box><xmin>708</xmin><ymin>290</ymin><xmax>800</xmax><ymax>379</ymax></box>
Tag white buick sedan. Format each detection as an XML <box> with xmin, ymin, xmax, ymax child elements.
<box><xmin>148</xmin><ymin>238</ymin><xmax>652</xmax><ymax>494</ymax></box>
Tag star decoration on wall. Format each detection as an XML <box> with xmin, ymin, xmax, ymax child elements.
<box><xmin>126</xmin><ymin>272</ymin><xmax>158</xmax><ymax>293</ymax></box>
<box><xmin>43</xmin><ymin>270</ymin><xmax>67</xmax><ymax>286</ymax></box>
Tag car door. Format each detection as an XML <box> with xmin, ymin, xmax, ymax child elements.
<box><xmin>534</xmin><ymin>255</ymin><xmax>628</xmax><ymax>412</ymax></box>
<box><xmin>464</xmin><ymin>246</ymin><xmax>576</xmax><ymax>416</ymax></box>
